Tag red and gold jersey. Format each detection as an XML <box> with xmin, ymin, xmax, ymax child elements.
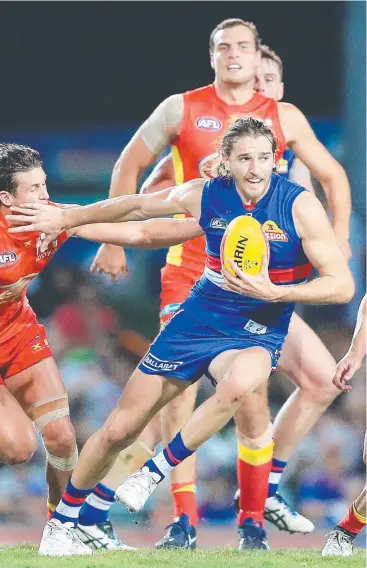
<box><xmin>0</xmin><ymin>209</ymin><xmax>68</xmax><ymax>345</ymax></box>
<box><xmin>166</xmin><ymin>84</ymin><xmax>287</xmax><ymax>274</ymax></box>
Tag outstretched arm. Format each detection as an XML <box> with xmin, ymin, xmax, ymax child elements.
<box><xmin>7</xmin><ymin>179</ymin><xmax>204</xmax><ymax>234</ymax></box>
<box><xmin>73</xmin><ymin>217</ymin><xmax>203</xmax><ymax>248</ymax></box>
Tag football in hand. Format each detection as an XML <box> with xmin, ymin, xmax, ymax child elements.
<box><xmin>220</xmin><ymin>216</ymin><xmax>268</xmax><ymax>276</ymax></box>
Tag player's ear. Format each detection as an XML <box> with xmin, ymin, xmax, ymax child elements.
<box><xmin>0</xmin><ymin>191</ymin><xmax>12</xmax><ymax>207</ymax></box>
<box><xmin>278</xmin><ymin>82</ymin><xmax>284</xmax><ymax>101</ymax></box>
<box><xmin>209</xmin><ymin>49</ymin><xmax>215</xmax><ymax>71</ymax></box>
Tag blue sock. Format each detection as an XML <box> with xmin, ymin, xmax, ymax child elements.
<box><xmin>145</xmin><ymin>432</ymin><xmax>194</xmax><ymax>481</ymax></box>
<box><xmin>268</xmin><ymin>458</ymin><xmax>287</xmax><ymax>497</ymax></box>
<box><xmin>53</xmin><ymin>478</ymin><xmax>94</xmax><ymax>526</ymax></box>
<box><xmin>78</xmin><ymin>483</ymin><xmax>115</xmax><ymax>526</ymax></box>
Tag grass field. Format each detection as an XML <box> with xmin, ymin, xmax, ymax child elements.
<box><xmin>0</xmin><ymin>547</ymin><xmax>365</xmax><ymax>568</ymax></box>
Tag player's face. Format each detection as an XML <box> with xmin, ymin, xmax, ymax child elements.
<box><xmin>227</xmin><ymin>135</ymin><xmax>275</xmax><ymax>201</ymax></box>
<box><xmin>12</xmin><ymin>167</ymin><xmax>49</xmax><ymax>205</ymax></box>
<box><xmin>210</xmin><ymin>25</ymin><xmax>260</xmax><ymax>85</ymax></box>
<box><xmin>256</xmin><ymin>58</ymin><xmax>284</xmax><ymax>101</ymax></box>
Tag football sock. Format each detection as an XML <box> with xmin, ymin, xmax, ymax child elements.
<box><xmin>144</xmin><ymin>432</ymin><xmax>194</xmax><ymax>481</ymax></box>
<box><xmin>237</xmin><ymin>440</ymin><xmax>274</xmax><ymax>527</ymax></box>
<box><xmin>53</xmin><ymin>478</ymin><xmax>94</xmax><ymax>526</ymax></box>
<box><xmin>78</xmin><ymin>483</ymin><xmax>115</xmax><ymax>526</ymax></box>
<box><xmin>268</xmin><ymin>457</ymin><xmax>287</xmax><ymax>497</ymax></box>
<box><xmin>47</xmin><ymin>501</ymin><xmax>56</xmax><ymax>521</ymax></box>
<box><xmin>338</xmin><ymin>502</ymin><xmax>367</xmax><ymax>536</ymax></box>
<box><xmin>170</xmin><ymin>482</ymin><xmax>198</xmax><ymax>526</ymax></box>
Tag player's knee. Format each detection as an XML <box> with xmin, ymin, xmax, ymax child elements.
<box><xmin>42</xmin><ymin>417</ymin><xmax>76</xmax><ymax>457</ymax></box>
<box><xmin>216</xmin><ymin>377</ymin><xmax>250</xmax><ymax>409</ymax></box>
<box><xmin>103</xmin><ymin>416</ymin><xmax>140</xmax><ymax>452</ymax></box>
<box><xmin>301</xmin><ymin>360</ymin><xmax>339</xmax><ymax>404</ymax></box>
<box><xmin>0</xmin><ymin>433</ymin><xmax>37</xmax><ymax>465</ymax></box>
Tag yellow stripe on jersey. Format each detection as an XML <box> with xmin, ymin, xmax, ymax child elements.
<box><xmin>172</xmin><ymin>144</ymin><xmax>184</xmax><ymax>185</ymax></box>
<box><xmin>238</xmin><ymin>441</ymin><xmax>274</xmax><ymax>466</ymax></box>
<box><xmin>166</xmin><ymin>213</ymin><xmax>186</xmax><ymax>266</ymax></box>
<box><xmin>166</xmin><ymin>145</ymin><xmax>185</xmax><ymax>266</ymax></box>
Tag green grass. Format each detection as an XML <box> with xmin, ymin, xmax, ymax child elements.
<box><xmin>0</xmin><ymin>547</ymin><xmax>365</xmax><ymax>568</ymax></box>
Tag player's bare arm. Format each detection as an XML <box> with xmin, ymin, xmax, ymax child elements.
<box><xmin>289</xmin><ymin>158</ymin><xmax>314</xmax><ymax>194</ymax></box>
<box><xmin>94</xmin><ymin>94</ymin><xmax>184</xmax><ymax>278</ymax></box>
<box><xmin>7</xmin><ymin>179</ymin><xmax>205</xmax><ymax>234</ymax></box>
<box><xmin>224</xmin><ymin>192</ymin><xmax>354</xmax><ymax>305</ymax></box>
<box><xmin>72</xmin><ymin>217</ymin><xmax>203</xmax><ymax>248</ymax></box>
<box><xmin>333</xmin><ymin>294</ymin><xmax>366</xmax><ymax>391</ymax></box>
<box><xmin>140</xmin><ymin>154</ymin><xmax>175</xmax><ymax>194</ymax></box>
<box><xmin>278</xmin><ymin>102</ymin><xmax>351</xmax><ymax>256</ymax></box>
<box><xmin>111</xmin><ymin>94</ymin><xmax>184</xmax><ymax>198</ymax></box>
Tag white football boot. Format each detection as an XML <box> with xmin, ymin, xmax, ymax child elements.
<box><xmin>76</xmin><ymin>521</ymin><xmax>136</xmax><ymax>551</ymax></box>
<box><xmin>264</xmin><ymin>494</ymin><xmax>315</xmax><ymax>534</ymax></box>
<box><xmin>39</xmin><ymin>518</ymin><xmax>93</xmax><ymax>556</ymax></box>
<box><xmin>322</xmin><ymin>528</ymin><xmax>354</xmax><ymax>557</ymax></box>
<box><xmin>115</xmin><ymin>466</ymin><xmax>160</xmax><ymax>512</ymax></box>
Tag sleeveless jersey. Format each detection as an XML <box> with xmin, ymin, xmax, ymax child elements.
<box><xmin>0</xmin><ymin>209</ymin><xmax>68</xmax><ymax>344</ymax></box>
<box><xmin>183</xmin><ymin>174</ymin><xmax>312</xmax><ymax>335</ymax></box>
<box><xmin>166</xmin><ymin>83</ymin><xmax>287</xmax><ymax>273</ymax></box>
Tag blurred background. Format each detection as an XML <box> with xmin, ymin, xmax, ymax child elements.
<box><xmin>0</xmin><ymin>0</ymin><xmax>365</xmax><ymax>549</ymax></box>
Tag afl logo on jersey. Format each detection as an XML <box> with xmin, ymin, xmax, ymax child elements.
<box><xmin>0</xmin><ymin>251</ymin><xmax>17</xmax><ymax>267</ymax></box>
<box><xmin>196</xmin><ymin>116</ymin><xmax>222</xmax><ymax>132</ymax></box>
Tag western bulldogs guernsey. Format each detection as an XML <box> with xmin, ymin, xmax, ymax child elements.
<box><xmin>139</xmin><ymin>174</ymin><xmax>312</xmax><ymax>383</ymax></box>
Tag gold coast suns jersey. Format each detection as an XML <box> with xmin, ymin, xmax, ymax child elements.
<box><xmin>166</xmin><ymin>83</ymin><xmax>287</xmax><ymax>273</ymax></box>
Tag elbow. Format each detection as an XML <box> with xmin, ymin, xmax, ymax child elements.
<box><xmin>337</xmin><ymin>275</ymin><xmax>355</xmax><ymax>304</ymax></box>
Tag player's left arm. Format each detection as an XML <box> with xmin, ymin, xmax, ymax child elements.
<box><xmin>278</xmin><ymin>103</ymin><xmax>351</xmax><ymax>257</ymax></box>
<box><xmin>333</xmin><ymin>294</ymin><xmax>366</xmax><ymax>391</ymax></box>
<box><xmin>69</xmin><ymin>217</ymin><xmax>203</xmax><ymax>248</ymax></box>
<box><xmin>224</xmin><ymin>192</ymin><xmax>354</xmax><ymax>304</ymax></box>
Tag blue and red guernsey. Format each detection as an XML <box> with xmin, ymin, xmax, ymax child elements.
<box><xmin>183</xmin><ymin>174</ymin><xmax>312</xmax><ymax>335</ymax></box>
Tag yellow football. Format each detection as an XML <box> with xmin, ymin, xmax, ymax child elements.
<box><xmin>220</xmin><ymin>216</ymin><xmax>268</xmax><ymax>276</ymax></box>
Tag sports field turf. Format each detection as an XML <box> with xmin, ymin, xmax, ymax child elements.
<box><xmin>1</xmin><ymin>547</ymin><xmax>365</xmax><ymax>568</ymax></box>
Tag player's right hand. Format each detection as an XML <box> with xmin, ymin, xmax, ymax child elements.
<box><xmin>6</xmin><ymin>203</ymin><xmax>66</xmax><ymax>252</ymax></box>
<box><xmin>332</xmin><ymin>352</ymin><xmax>362</xmax><ymax>392</ymax></box>
<box><xmin>90</xmin><ymin>243</ymin><xmax>128</xmax><ymax>282</ymax></box>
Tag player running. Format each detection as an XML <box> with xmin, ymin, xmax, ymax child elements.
<box><xmin>8</xmin><ymin>118</ymin><xmax>354</xmax><ymax>556</ymax></box>
<box><xmin>0</xmin><ymin>142</ymin><xmax>203</xmax><ymax>554</ymax></box>
<box><xmin>79</xmin><ymin>19</ymin><xmax>351</xmax><ymax>549</ymax></box>
<box><xmin>322</xmin><ymin>294</ymin><xmax>366</xmax><ymax>557</ymax></box>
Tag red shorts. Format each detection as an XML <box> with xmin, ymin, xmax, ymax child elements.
<box><xmin>0</xmin><ymin>322</ymin><xmax>53</xmax><ymax>384</ymax></box>
<box><xmin>160</xmin><ymin>264</ymin><xmax>201</xmax><ymax>324</ymax></box>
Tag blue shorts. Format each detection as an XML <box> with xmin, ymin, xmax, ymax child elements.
<box><xmin>139</xmin><ymin>308</ymin><xmax>284</xmax><ymax>384</ymax></box>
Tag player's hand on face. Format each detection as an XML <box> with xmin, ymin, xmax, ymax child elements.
<box><xmin>6</xmin><ymin>203</ymin><xmax>65</xmax><ymax>236</ymax></box>
<box><xmin>90</xmin><ymin>243</ymin><xmax>128</xmax><ymax>282</ymax></box>
<box><xmin>222</xmin><ymin>254</ymin><xmax>277</xmax><ymax>301</ymax></box>
<box><xmin>332</xmin><ymin>352</ymin><xmax>362</xmax><ymax>392</ymax></box>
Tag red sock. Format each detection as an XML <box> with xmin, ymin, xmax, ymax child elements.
<box><xmin>47</xmin><ymin>501</ymin><xmax>56</xmax><ymax>521</ymax></box>
<box><xmin>338</xmin><ymin>503</ymin><xmax>367</xmax><ymax>535</ymax></box>
<box><xmin>170</xmin><ymin>482</ymin><xmax>198</xmax><ymax>527</ymax></box>
<box><xmin>237</xmin><ymin>441</ymin><xmax>274</xmax><ymax>528</ymax></box>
